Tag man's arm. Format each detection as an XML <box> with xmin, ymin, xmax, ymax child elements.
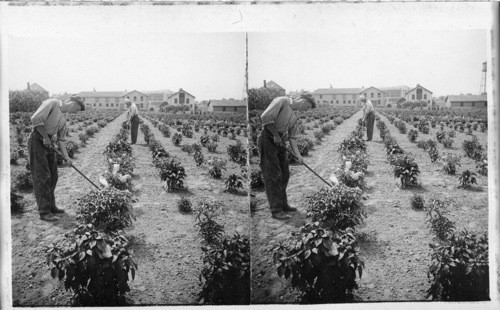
<box><xmin>288</xmin><ymin>138</ymin><xmax>303</xmax><ymax>164</ymax></box>
<box><xmin>57</xmin><ymin>140</ymin><xmax>72</xmax><ymax>166</ymax></box>
<box><xmin>264</xmin><ymin>123</ymin><xmax>283</xmax><ymax>146</ymax></box>
<box><xmin>35</xmin><ymin>125</ymin><xmax>52</xmax><ymax>148</ymax></box>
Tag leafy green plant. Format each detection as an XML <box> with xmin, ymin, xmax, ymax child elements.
<box><xmin>250</xmin><ymin>168</ymin><xmax>265</xmax><ymax>189</ymax></box>
<box><xmin>46</xmin><ymin>224</ymin><xmax>137</xmax><ymax>306</ymax></box>
<box><xmin>211</xmin><ymin>134</ymin><xmax>220</xmax><ymax>142</ymax></box>
<box><xmin>227</xmin><ymin>140</ymin><xmax>247</xmax><ymax>166</ymax></box>
<box><xmin>181</xmin><ymin>144</ymin><xmax>194</xmax><ymax>154</ymax></box>
<box><xmin>426</xmin><ymin>197</ymin><xmax>455</xmax><ymax>240</ymax></box>
<box><xmin>273</xmin><ymin>223</ymin><xmax>364</xmax><ymax>303</ymax></box>
<box><xmin>11</xmin><ymin>190</ymin><xmax>25</xmax><ymax>214</ymax></box>
<box><xmin>442</xmin><ymin>153</ymin><xmax>461</xmax><ymax>175</ymax></box>
<box><xmin>427</xmin><ymin>230</ymin><xmax>488</xmax><ymax>301</ymax></box>
<box><xmin>336</xmin><ymin>169</ymin><xmax>366</xmax><ymax>189</ymax></box>
<box><xmin>442</xmin><ymin>137</ymin><xmax>454</xmax><ymax>149</ymax></box>
<box><xmin>225</xmin><ymin>174</ymin><xmax>244</xmax><ymax>193</ymax></box>
<box><xmin>195</xmin><ymin>201</ymin><xmax>225</xmax><ymax>245</ymax></box>
<box><xmin>200</xmin><ymin>133</ymin><xmax>210</xmax><ymax>147</ymax></box>
<box><xmin>448</xmin><ymin>130</ymin><xmax>456</xmax><ymax>138</ymax></box>
<box><xmin>207</xmin><ymin>157</ymin><xmax>227</xmax><ymax>179</ymax></box>
<box><xmin>314</xmin><ymin>130</ymin><xmax>325</xmax><ymax>143</ymax></box>
<box><xmin>198</xmin><ymin>233</ymin><xmax>250</xmax><ymax>305</ymax></box>
<box><xmin>172</xmin><ymin>133</ymin><xmax>183</xmax><ymax>146</ymax></box>
<box><xmin>297</xmin><ymin>137</ymin><xmax>315</xmax><ymax>156</ymax></box>
<box><xmin>78</xmin><ymin>133</ymin><xmax>89</xmax><ymax>144</ymax></box>
<box><xmin>104</xmin><ymin>137</ymin><xmax>131</xmax><ymax>157</ymax></box>
<box><xmin>411</xmin><ymin>194</ymin><xmax>425</xmax><ymax>210</ymax></box>
<box><xmin>407</xmin><ymin>129</ymin><xmax>419</xmax><ymax>142</ymax></box>
<box><xmin>306</xmin><ymin>185</ymin><xmax>365</xmax><ymax>232</ymax></box>
<box><xmin>392</xmin><ymin>154</ymin><xmax>420</xmax><ymax>188</ymax></box>
<box><xmin>207</xmin><ymin>141</ymin><xmax>218</xmax><ymax>153</ymax></box>
<box><xmin>436</xmin><ymin>130</ymin><xmax>446</xmax><ymax>143</ymax></box>
<box><xmin>178</xmin><ymin>197</ymin><xmax>193</xmax><ymax>214</ymax></box>
<box><xmin>416</xmin><ymin>140</ymin><xmax>429</xmax><ymax>151</ymax></box>
<box><xmin>76</xmin><ymin>188</ymin><xmax>135</xmax><ymax>232</ymax></box>
<box><xmin>15</xmin><ymin>170</ymin><xmax>33</xmax><ymax>190</ymax></box>
<box><xmin>462</xmin><ymin>136</ymin><xmax>484</xmax><ymax>161</ymax></box>
<box><xmin>428</xmin><ymin>146</ymin><xmax>439</xmax><ymax>163</ymax></box>
<box><xmin>476</xmin><ymin>158</ymin><xmax>488</xmax><ymax>176</ymax></box>
<box><xmin>458</xmin><ymin>170</ymin><xmax>477</xmax><ymax>189</ymax></box>
<box><xmin>338</xmin><ymin>133</ymin><xmax>366</xmax><ymax>156</ymax></box>
<box><xmin>157</xmin><ymin>157</ymin><xmax>187</xmax><ymax>191</ymax></box>
<box><xmin>194</xmin><ymin>149</ymin><xmax>205</xmax><ymax>166</ymax></box>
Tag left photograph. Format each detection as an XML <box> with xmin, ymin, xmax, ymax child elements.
<box><xmin>8</xmin><ymin>29</ymin><xmax>249</xmax><ymax>305</ymax></box>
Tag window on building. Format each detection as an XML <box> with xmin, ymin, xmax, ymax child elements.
<box><xmin>417</xmin><ymin>88</ymin><xmax>423</xmax><ymax>100</ymax></box>
<box><xmin>460</xmin><ymin>102</ymin><xmax>464</xmax><ymax>107</ymax></box>
<box><xmin>93</xmin><ymin>103</ymin><xmax>96</xmax><ymax>107</ymax></box>
<box><xmin>127</xmin><ymin>96</ymin><xmax>130</xmax><ymax>99</ymax></box>
<box><xmin>424</xmin><ymin>94</ymin><xmax>427</xmax><ymax>99</ymax></box>
<box><xmin>331</xmin><ymin>100</ymin><xmax>333</xmax><ymax>104</ymax></box>
<box><xmin>179</xmin><ymin>93</ymin><xmax>185</xmax><ymax>104</ymax></box>
<box><xmin>106</xmin><ymin>103</ymin><xmax>108</xmax><ymax>107</ymax></box>
<box><xmin>428</xmin><ymin>100</ymin><xmax>430</xmax><ymax>104</ymax></box>
<box><xmin>319</xmin><ymin>95</ymin><xmax>322</xmax><ymax>99</ymax></box>
<box><xmin>111</xmin><ymin>103</ymin><xmax>114</xmax><ymax>107</ymax></box>
<box><xmin>412</xmin><ymin>94</ymin><xmax>415</xmax><ymax>100</ymax></box>
<box><xmin>99</xmin><ymin>103</ymin><xmax>102</xmax><ymax>107</ymax></box>
<box><xmin>140</xmin><ymin>96</ymin><xmax>143</xmax><ymax>101</ymax></box>
<box><xmin>336</xmin><ymin>100</ymin><xmax>339</xmax><ymax>104</ymax></box>
<box><xmin>175</xmin><ymin>98</ymin><xmax>178</xmax><ymax>104</ymax></box>
<box><xmin>371</xmin><ymin>93</ymin><xmax>374</xmax><ymax>98</ymax></box>
<box><xmin>472</xmin><ymin>102</ymin><xmax>476</xmax><ymax>107</ymax></box>
<box><xmin>364</xmin><ymin>93</ymin><xmax>367</xmax><ymax>97</ymax></box>
<box><xmin>134</xmin><ymin>96</ymin><xmax>137</xmax><ymax>101</ymax></box>
<box><xmin>187</xmin><ymin>98</ymin><xmax>190</xmax><ymax>104</ymax></box>
<box><xmin>141</xmin><ymin>103</ymin><xmax>143</xmax><ymax>108</ymax></box>
<box><xmin>348</xmin><ymin>100</ymin><xmax>351</xmax><ymax>103</ymax></box>
<box><xmin>234</xmin><ymin>107</ymin><xmax>237</xmax><ymax>112</ymax></box>
<box><xmin>378</xmin><ymin>93</ymin><xmax>381</xmax><ymax>98</ymax></box>
<box><xmin>223</xmin><ymin>107</ymin><xmax>226</xmax><ymax>112</ymax></box>
<box><xmin>343</xmin><ymin>100</ymin><xmax>346</xmax><ymax>104</ymax></box>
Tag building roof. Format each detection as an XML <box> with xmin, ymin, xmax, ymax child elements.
<box><xmin>29</xmin><ymin>83</ymin><xmax>48</xmax><ymax>93</ymax></box>
<box><xmin>446</xmin><ymin>94</ymin><xmax>487</xmax><ymax>102</ymax></box>
<box><xmin>266</xmin><ymin>80</ymin><xmax>285</xmax><ymax>90</ymax></box>
<box><xmin>378</xmin><ymin>85</ymin><xmax>410</xmax><ymax>91</ymax></box>
<box><xmin>77</xmin><ymin>91</ymin><xmax>128</xmax><ymax>98</ymax></box>
<box><xmin>314</xmin><ymin>88</ymin><xmax>366</xmax><ymax>95</ymax></box>
<box><xmin>406</xmin><ymin>84</ymin><xmax>433</xmax><ymax>95</ymax></box>
<box><xmin>168</xmin><ymin>88</ymin><xmax>195</xmax><ymax>99</ymax></box>
<box><xmin>208</xmin><ymin>99</ymin><xmax>246</xmax><ymax>107</ymax></box>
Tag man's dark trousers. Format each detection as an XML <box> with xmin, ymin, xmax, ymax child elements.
<box><xmin>366</xmin><ymin>111</ymin><xmax>375</xmax><ymax>141</ymax></box>
<box><xmin>130</xmin><ymin>114</ymin><xmax>140</xmax><ymax>144</ymax></box>
<box><xmin>258</xmin><ymin>128</ymin><xmax>289</xmax><ymax>213</ymax></box>
<box><xmin>28</xmin><ymin>130</ymin><xmax>58</xmax><ymax>215</ymax></box>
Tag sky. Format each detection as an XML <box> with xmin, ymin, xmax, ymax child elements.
<box><xmin>8</xmin><ymin>33</ymin><xmax>246</xmax><ymax>101</ymax></box>
<box><xmin>249</xmin><ymin>30</ymin><xmax>488</xmax><ymax>98</ymax></box>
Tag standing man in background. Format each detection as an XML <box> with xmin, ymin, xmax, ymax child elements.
<box><xmin>360</xmin><ymin>95</ymin><xmax>375</xmax><ymax>141</ymax></box>
<box><xmin>125</xmin><ymin>98</ymin><xmax>140</xmax><ymax>144</ymax></box>
<box><xmin>258</xmin><ymin>91</ymin><xmax>316</xmax><ymax>220</ymax></box>
<box><xmin>29</xmin><ymin>95</ymin><xmax>85</xmax><ymax>222</ymax></box>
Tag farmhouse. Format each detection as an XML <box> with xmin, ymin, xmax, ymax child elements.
<box><xmin>77</xmin><ymin>90</ymin><xmax>149</xmax><ymax>110</ymax></box>
<box><xmin>27</xmin><ymin>82</ymin><xmax>49</xmax><ymax>97</ymax></box>
<box><xmin>207</xmin><ymin>99</ymin><xmax>247</xmax><ymax>114</ymax></box>
<box><xmin>314</xmin><ymin>84</ymin><xmax>433</xmax><ymax>107</ymax></box>
<box><xmin>444</xmin><ymin>94</ymin><xmax>487</xmax><ymax>109</ymax></box>
<box><xmin>142</xmin><ymin>89</ymin><xmax>173</xmax><ymax>111</ymax></box>
<box><xmin>167</xmin><ymin>88</ymin><xmax>195</xmax><ymax>106</ymax></box>
<box><xmin>261</xmin><ymin>80</ymin><xmax>286</xmax><ymax>96</ymax></box>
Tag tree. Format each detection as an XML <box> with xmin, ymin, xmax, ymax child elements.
<box><xmin>9</xmin><ymin>90</ymin><xmax>49</xmax><ymax>112</ymax></box>
<box><xmin>247</xmin><ymin>87</ymin><xmax>282</xmax><ymax>111</ymax></box>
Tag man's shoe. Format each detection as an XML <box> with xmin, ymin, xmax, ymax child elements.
<box><xmin>272</xmin><ymin>211</ymin><xmax>292</xmax><ymax>220</ymax></box>
<box><xmin>283</xmin><ymin>205</ymin><xmax>298</xmax><ymax>212</ymax></box>
<box><xmin>40</xmin><ymin>214</ymin><xmax>60</xmax><ymax>222</ymax></box>
<box><xmin>51</xmin><ymin>207</ymin><xmax>65</xmax><ymax>214</ymax></box>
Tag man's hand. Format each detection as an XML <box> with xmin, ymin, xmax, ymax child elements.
<box><xmin>273</xmin><ymin>135</ymin><xmax>284</xmax><ymax>146</ymax></box>
<box><xmin>295</xmin><ymin>156</ymin><xmax>304</xmax><ymax>164</ymax></box>
<box><xmin>43</xmin><ymin>137</ymin><xmax>52</xmax><ymax>148</ymax></box>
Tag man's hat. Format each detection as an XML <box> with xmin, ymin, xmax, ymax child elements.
<box><xmin>359</xmin><ymin>95</ymin><xmax>367</xmax><ymax>101</ymax></box>
<box><xmin>124</xmin><ymin>98</ymin><xmax>131</xmax><ymax>105</ymax></box>
<box><xmin>69</xmin><ymin>95</ymin><xmax>85</xmax><ymax>111</ymax></box>
<box><xmin>299</xmin><ymin>91</ymin><xmax>316</xmax><ymax>109</ymax></box>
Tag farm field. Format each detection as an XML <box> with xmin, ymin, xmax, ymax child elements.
<box><xmin>10</xmin><ymin>109</ymin><xmax>249</xmax><ymax>306</ymax></box>
<box><xmin>250</xmin><ymin>106</ymin><xmax>489</xmax><ymax>303</ymax></box>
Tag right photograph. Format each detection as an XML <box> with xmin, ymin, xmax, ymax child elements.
<box><xmin>248</xmin><ymin>30</ymin><xmax>491</xmax><ymax>303</ymax></box>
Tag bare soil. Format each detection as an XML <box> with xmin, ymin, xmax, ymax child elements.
<box><xmin>250</xmin><ymin>109</ymin><xmax>488</xmax><ymax>303</ymax></box>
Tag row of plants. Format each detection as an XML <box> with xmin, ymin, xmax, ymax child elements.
<box><xmin>45</xmin><ymin>124</ymin><xmax>139</xmax><ymax>306</ymax></box>
<box><xmin>408</xmin><ymin>194</ymin><xmax>489</xmax><ymax>301</ymax></box>
<box><xmin>272</xmin><ymin>120</ymin><xmax>369</xmax><ymax>303</ymax></box>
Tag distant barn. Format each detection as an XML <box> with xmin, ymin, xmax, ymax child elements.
<box><xmin>207</xmin><ymin>99</ymin><xmax>247</xmax><ymax>114</ymax></box>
